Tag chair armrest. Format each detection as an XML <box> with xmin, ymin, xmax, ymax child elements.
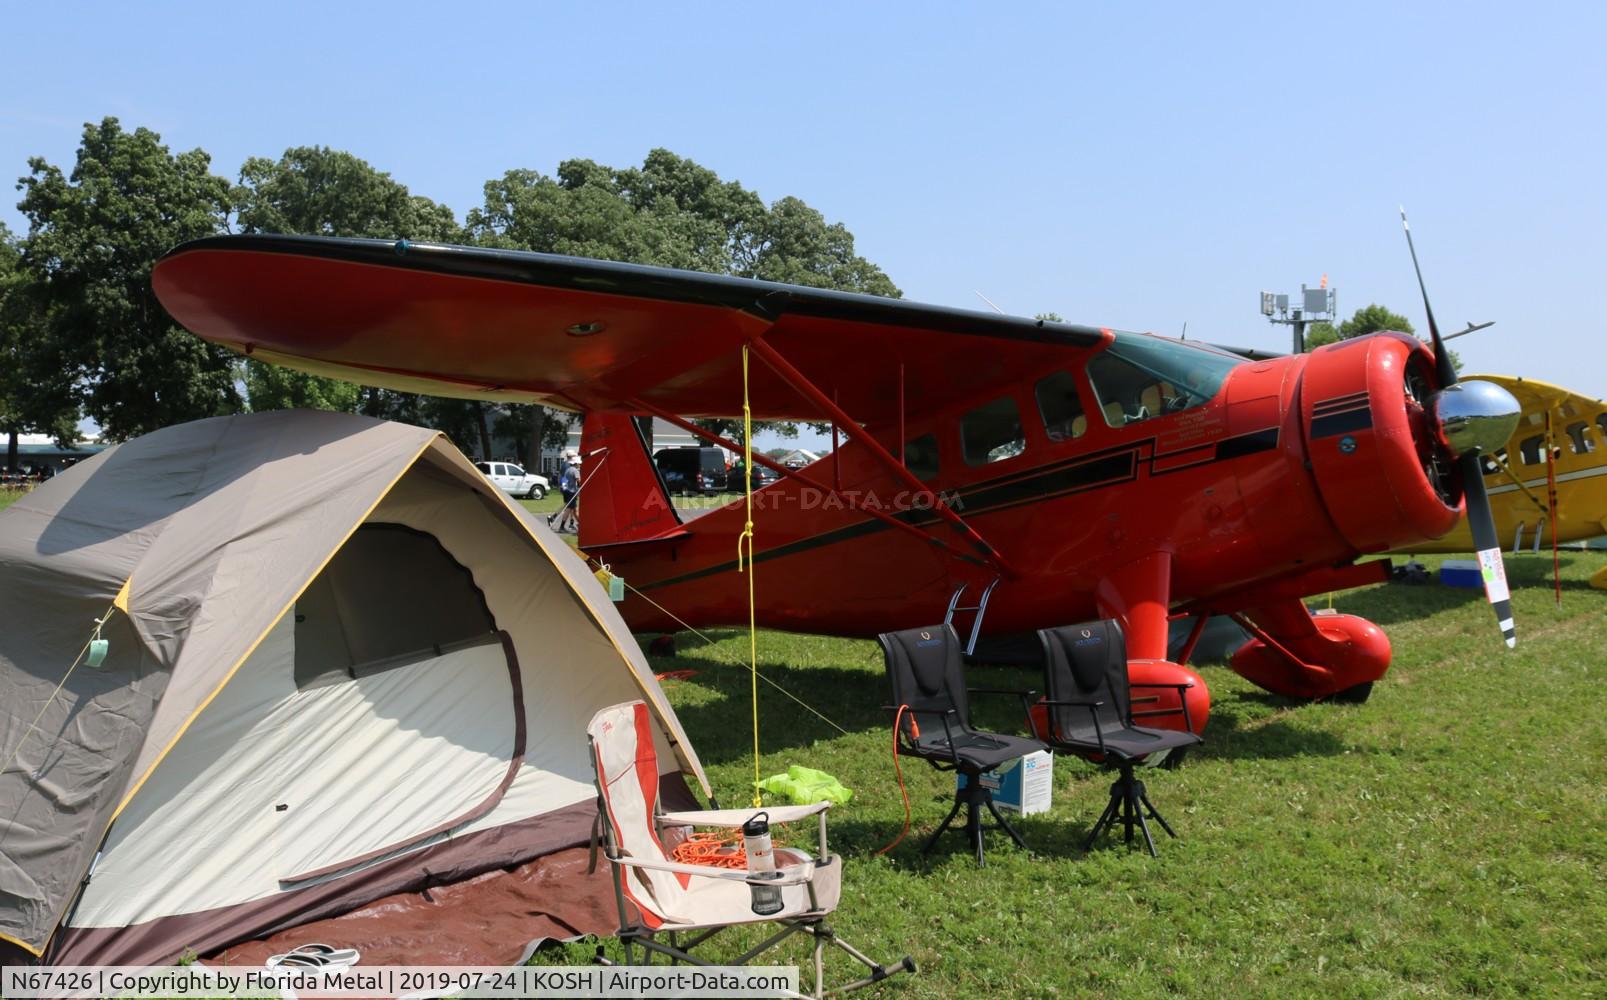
<box><xmin>1037</xmin><ymin>698</ymin><xmax>1106</xmax><ymax>754</ymax></box>
<box><xmin>609</xmin><ymin>853</ymin><xmax>816</xmax><ymax>886</ymax></box>
<box><xmin>1129</xmin><ymin>682</ymin><xmax>1196</xmax><ymax>732</ymax></box>
<box><xmin>659</xmin><ymin>803</ymin><xmax>830</xmax><ymax>828</ymax></box>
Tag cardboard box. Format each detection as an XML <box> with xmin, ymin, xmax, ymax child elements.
<box><xmin>957</xmin><ymin>749</ymin><xmax>1053</xmax><ymax>815</ymax></box>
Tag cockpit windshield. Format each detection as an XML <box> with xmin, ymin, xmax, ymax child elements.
<box><xmin>1087</xmin><ymin>331</ymin><xmax>1244</xmax><ymax>427</ymax></box>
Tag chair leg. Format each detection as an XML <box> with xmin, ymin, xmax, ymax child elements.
<box><xmin>1085</xmin><ymin>766</ymin><xmax>1180</xmax><ymax>856</ymax></box>
<box><xmin>1083</xmin><ymin>786</ymin><xmax>1121</xmax><ymax>850</ymax></box>
<box><xmin>921</xmin><ymin>795</ymin><xmax>965</xmax><ymax>855</ymax></box>
<box><xmin>985</xmin><ymin>794</ymin><xmax>1029</xmax><ymax>849</ymax></box>
<box><xmin>1138</xmin><ymin>782</ymin><xmax>1179</xmax><ymax>838</ymax></box>
<box><xmin>965</xmin><ymin>799</ymin><xmax>984</xmax><ymax>867</ymax></box>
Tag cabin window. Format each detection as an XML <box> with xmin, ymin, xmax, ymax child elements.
<box><xmin>960</xmin><ymin>397</ymin><xmax>1026</xmax><ymax>466</ymax></box>
<box><xmin>1087</xmin><ymin>331</ymin><xmax>1241</xmax><ymax>427</ymax></box>
<box><xmin>1035</xmin><ymin>371</ymin><xmax>1089</xmax><ymax>442</ymax></box>
<box><xmin>1566</xmin><ymin>421</ymin><xmax>1594</xmax><ymax>454</ymax></box>
<box><xmin>1518</xmin><ymin>434</ymin><xmax>1544</xmax><ymax>465</ymax></box>
<box><xmin>1597</xmin><ymin>413</ymin><xmax>1607</xmax><ymax>441</ymax></box>
<box><xmin>904</xmin><ymin>434</ymin><xmax>940</xmax><ymax>480</ymax></box>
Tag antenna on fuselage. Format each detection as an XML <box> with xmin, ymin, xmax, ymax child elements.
<box><xmin>973</xmin><ymin>290</ymin><xmax>1006</xmax><ymax>314</ymax></box>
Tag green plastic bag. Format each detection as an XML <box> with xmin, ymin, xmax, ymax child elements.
<box><xmin>757</xmin><ymin>765</ymin><xmax>853</xmax><ymax>806</ymax></box>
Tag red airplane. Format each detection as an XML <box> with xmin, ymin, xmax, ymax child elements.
<box><xmin>151</xmin><ymin>226</ymin><xmax>1521</xmax><ymax>737</ymax></box>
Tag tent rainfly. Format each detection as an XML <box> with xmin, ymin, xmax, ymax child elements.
<box><xmin>0</xmin><ymin>410</ymin><xmax>708</xmax><ymax>965</ymax></box>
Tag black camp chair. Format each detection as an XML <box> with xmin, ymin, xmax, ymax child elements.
<box><xmin>877</xmin><ymin>624</ymin><xmax>1045</xmax><ymax>866</ymax></box>
<box><xmin>1037</xmin><ymin>620</ymin><xmax>1202</xmax><ymax>857</ymax></box>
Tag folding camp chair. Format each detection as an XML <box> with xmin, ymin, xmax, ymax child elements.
<box><xmin>586</xmin><ymin>701</ymin><xmax>914</xmax><ymax>997</ymax></box>
<box><xmin>877</xmin><ymin>624</ymin><xmax>1046</xmax><ymax>866</ymax></box>
<box><xmin>1036</xmin><ymin>620</ymin><xmax>1202</xmax><ymax>856</ymax></box>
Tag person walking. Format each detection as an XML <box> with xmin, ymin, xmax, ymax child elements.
<box><xmin>555</xmin><ymin>453</ymin><xmax>581</xmax><ymax>533</ymax></box>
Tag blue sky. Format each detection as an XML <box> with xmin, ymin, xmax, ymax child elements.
<box><xmin>4</xmin><ymin>2</ymin><xmax>1603</xmax><ymax>449</ymax></box>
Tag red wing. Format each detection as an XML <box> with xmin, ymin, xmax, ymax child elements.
<box><xmin>153</xmin><ymin>235</ymin><xmax>1105</xmax><ymax>423</ymax></box>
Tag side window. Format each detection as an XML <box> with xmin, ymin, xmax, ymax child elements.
<box><xmin>1088</xmin><ymin>351</ymin><xmax>1164</xmax><ymax>427</ymax></box>
<box><xmin>905</xmin><ymin>434</ymin><xmax>940</xmax><ymax>480</ymax></box>
<box><xmin>1597</xmin><ymin>413</ymin><xmax>1607</xmax><ymax>441</ymax></box>
<box><xmin>507</xmin><ymin>464</ymin><xmax>526</xmax><ymax>477</ymax></box>
<box><xmin>475</xmin><ymin>462</ymin><xmax>491</xmax><ymax>475</ymax></box>
<box><xmin>1565</xmin><ymin>422</ymin><xmax>1594</xmax><ymax>454</ymax></box>
<box><xmin>960</xmin><ymin>397</ymin><xmax>1026</xmax><ymax>466</ymax></box>
<box><xmin>1519</xmin><ymin>435</ymin><xmax>1544</xmax><ymax>465</ymax></box>
<box><xmin>1035</xmin><ymin>371</ymin><xmax>1088</xmax><ymax>442</ymax></box>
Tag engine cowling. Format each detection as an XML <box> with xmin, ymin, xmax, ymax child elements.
<box><xmin>1299</xmin><ymin>333</ymin><xmax>1461</xmax><ymax>553</ymax></box>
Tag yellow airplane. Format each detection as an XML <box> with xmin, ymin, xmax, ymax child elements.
<box><xmin>1402</xmin><ymin>374</ymin><xmax>1607</xmax><ymax>588</ymax></box>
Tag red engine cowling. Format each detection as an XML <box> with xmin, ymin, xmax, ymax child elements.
<box><xmin>1300</xmin><ymin>333</ymin><xmax>1460</xmax><ymax>552</ymax></box>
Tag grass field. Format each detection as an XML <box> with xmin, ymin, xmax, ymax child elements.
<box><xmin>534</xmin><ymin>549</ymin><xmax>1607</xmax><ymax>998</ymax></box>
<box><xmin>6</xmin><ymin>491</ymin><xmax>1601</xmax><ymax>995</ymax></box>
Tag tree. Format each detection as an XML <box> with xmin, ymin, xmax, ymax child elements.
<box><xmin>233</xmin><ymin>146</ymin><xmax>463</xmax><ymax>418</ymax></box>
<box><xmin>1338</xmin><ymin>304</ymin><xmax>1414</xmax><ymax>340</ymax></box>
<box><xmin>1304</xmin><ymin>321</ymin><xmax>1341</xmax><ymax>350</ymax></box>
<box><xmin>16</xmin><ymin>118</ymin><xmax>240</xmax><ymax>440</ymax></box>
<box><xmin>0</xmin><ymin>223</ymin><xmax>81</xmax><ymax>469</ymax></box>
<box><xmin>467</xmin><ymin>149</ymin><xmax>900</xmax><ymax>448</ymax></box>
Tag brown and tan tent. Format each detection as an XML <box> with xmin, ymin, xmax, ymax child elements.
<box><xmin>0</xmin><ymin>410</ymin><xmax>707</xmax><ymax>965</ymax></box>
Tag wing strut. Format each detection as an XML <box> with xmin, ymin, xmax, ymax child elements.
<box><xmin>626</xmin><ymin>398</ymin><xmax>991</xmax><ymax>569</ymax></box>
<box><xmin>743</xmin><ymin>334</ymin><xmax>1018</xmax><ymax>578</ymax></box>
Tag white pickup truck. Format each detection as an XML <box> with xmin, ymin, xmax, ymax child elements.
<box><xmin>474</xmin><ymin>461</ymin><xmax>549</xmax><ymax>500</ymax></box>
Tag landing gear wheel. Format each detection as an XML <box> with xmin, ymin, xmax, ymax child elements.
<box><xmin>1329</xmin><ymin>681</ymin><xmax>1374</xmax><ymax>704</ymax></box>
<box><xmin>648</xmin><ymin>634</ymin><xmax>677</xmax><ymax>657</ymax></box>
<box><xmin>1161</xmin><ymin>747</ymin><xmax>1189</xmax><ymax>771</ymax></box>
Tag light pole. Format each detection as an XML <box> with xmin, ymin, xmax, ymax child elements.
<box><xmin>1261</xmin><ymin>283</ymin><xmax>1337</xmax><ymax>353</ymax></box>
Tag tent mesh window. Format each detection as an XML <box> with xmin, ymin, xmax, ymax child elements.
<box><xmin>293</xmin><ymin>523</ymin><xmax>497</xmax><ymax>689</ymax></box>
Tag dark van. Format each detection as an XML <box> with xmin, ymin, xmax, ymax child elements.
<box><xmin>654</xmin><ymin>446</ymin><xmax>729</xmax><ymax>495</ymax></box>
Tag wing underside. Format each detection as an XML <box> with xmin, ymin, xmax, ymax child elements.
<box><xmin>152</xmin><ymin>235</ymin><xmax>1105</xmax><ymax>423</ymax></box>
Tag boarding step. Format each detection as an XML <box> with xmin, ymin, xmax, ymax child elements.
<box><xmin>944</xmin><ymin>577</ymin><xmax>1000</xmax><ymax>656</ymax></box>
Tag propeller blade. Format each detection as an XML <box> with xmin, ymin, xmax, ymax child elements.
<box><xmin>1400</xmin><ymin>207</ymin><xmax>1459</xmax><ymax>387</ymax></box>
<box><xmin>1462</xmin><ymin>454</ymin><xmax>1517</xmax><ymax>647</ymax></box>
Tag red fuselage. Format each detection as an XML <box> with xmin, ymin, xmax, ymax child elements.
<box><xmin>588</xmin><ymin>331</ymin><xmax>1457</xmax><ymax>643</ymax></box>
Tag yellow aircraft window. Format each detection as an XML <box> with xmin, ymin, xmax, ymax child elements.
<box><xmin>1566</xmin><ymin>422</ymin><xmax>1595</xmax><ymax>454</ymax></box>
<box><xmin>961</xmin><ymin>396</ymin><xmax>1026</xmax><ymax>466</ymax></box>
<box><xmin>1519</xmin><ymin>434</ymin><xmax>1545</xmax><ymax>465</ymax></box>
<box><xmin>1598</xmin><ymin>413</ymin><xmax>1607</xmax><ymax>440</ymax></box>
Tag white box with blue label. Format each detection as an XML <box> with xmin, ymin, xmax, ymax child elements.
<box><xmin>956</xmin><ymin>749</ymin><xmax>1053</xmax><ymax>815</ymax></box>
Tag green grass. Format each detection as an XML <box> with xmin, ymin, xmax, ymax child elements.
<box><xmin>534</xmin><ymin>552</ymin><xmax>1607</xmax><ymax>998</ymax></box>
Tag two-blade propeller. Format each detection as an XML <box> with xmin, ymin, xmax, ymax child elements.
<box><xmin>1401</xmin><ymin>208</ymin><xmax>1520</xmax><ymax>647</ymax></box>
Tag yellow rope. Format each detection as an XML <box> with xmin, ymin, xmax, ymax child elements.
<box><xmin>735</xmin><ymin>346</ymin><xmax>762</xmax><ymax>807</ymax></box>
<box><xmin>0</xmin><ymin>602</ymin><xmax>119</xmax><ymax>780</ymax></box>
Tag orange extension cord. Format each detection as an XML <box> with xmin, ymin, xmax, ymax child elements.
<box><xmin>670</xmin><ymin>831</ymin><xmax>750</xmax><ymax>869</ymax></box>
<box><xmin>875</xmin><ymin>705</ymin><xmax>915</xmax><ymax>857</ymax></box>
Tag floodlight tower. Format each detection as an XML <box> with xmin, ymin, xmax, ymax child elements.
<box><xmin>1260</xmin><ymin>282</ymin><xmax>1337</xmax><ymax>353</ymax></box>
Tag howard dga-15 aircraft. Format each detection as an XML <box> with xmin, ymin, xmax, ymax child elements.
<box><xmin>152</xmin><ymin>219</ymin><xmax>1520</xmax><ymax>734</ymax></box>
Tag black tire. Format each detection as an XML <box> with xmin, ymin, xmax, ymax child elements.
<box><xmin>1329</xmin><ymin>681</ymin><xmax>1374</xmax><ymax>704</ymax></box>
<box><xmin>524</xmin><ymin>485</ymin><xmax>546</xmax><ymax>500</ymax></box>
<box><xmin>648</xmin><ymin>634</ymin><xmax>677</xmax><ymax>657</ymax></box>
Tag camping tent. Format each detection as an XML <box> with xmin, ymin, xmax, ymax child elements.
<box><xmin>0</xmin><ymin>410</ymin><xmax>707</xmax><ymax>965</ymax></box>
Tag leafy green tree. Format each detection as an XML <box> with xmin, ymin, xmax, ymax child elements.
<box><xmin>0</xmin><ymin>224</ymin><xmax>81</xmax><ymax>469</ymax></box>
<box><xmin>233</xmin><ymin>146</ymin><xmax>463</xmax><ymax>418</ymax></box>
<box><xmin>1339</xmin><ymin>304</ymin><xmax>1414</xmax><ymax>339</ymax></box>
<box><xmin>468</xmin><ymin>149</ymin><xmax>900</xmax><ymax>448</ymax></box>
<box><xmin>16</xmin><ymin>118</ymin><xmax>240</xmax><ymax>440</ymax></box>
<box><xmin>242</xmin><ymin>360</ymin><xmax>361</xmax><ymax>412</ymax></box>
<box><xmin>1304</xmin><ymin>321</ymin><xmax>1341</xmax><ymax>350</ymax></box>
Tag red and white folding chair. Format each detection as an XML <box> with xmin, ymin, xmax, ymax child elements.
<box><xmin>586</xmin><ymin>701</ymin><xmax>914</xmax><ymax>997</ymax></box>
